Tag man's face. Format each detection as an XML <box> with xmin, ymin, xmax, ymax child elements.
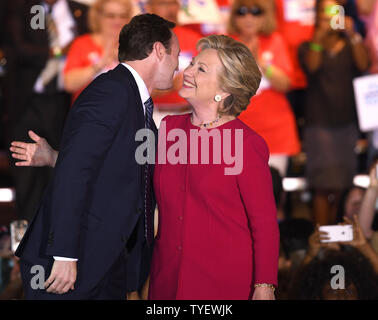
<box><xmin>146</xmin><ymin>0</ymin><xmax>180</xmax><ymax>24</ymax></box>
<box><xmin>155</xmin><ymin>32</ymin><xmax>180</xmax><ymax>90</ymax></box>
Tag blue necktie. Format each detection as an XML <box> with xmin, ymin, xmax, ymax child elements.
<box><xmin>143</xmin><ymin>97</ymin><xmax>154</xmax><ymax>246</ymax></box>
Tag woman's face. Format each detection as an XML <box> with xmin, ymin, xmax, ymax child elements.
<box><xmin>99</xmin><ymin>1</ymin><xmax>130</xmax><ymax>37</ymax></box>
<box><xmin>318</xmin><ymin>0</ymin><xmax>339</xmax><ymax>31</ymax></box>
<box><xmin>233</xmin><ymin>4</ymin><xmax>265</xmax><ymax>37</ymax></box>
<box><xmin>344</xmin><ymin>188</ymin><xmax>365</xmax><ymax>219</ymax></box>
<box><xmin>179</xmin><ymin>49</ymin><xmax>226</xmax><ymax>106</ymax></box>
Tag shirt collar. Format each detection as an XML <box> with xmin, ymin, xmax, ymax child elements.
<box><xmin>121</xmin><ymin>63</ymin><xmax>150</xmax><ymax>105</ymax></box>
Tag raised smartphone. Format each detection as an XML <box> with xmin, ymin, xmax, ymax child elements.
<box><xmin>319</xmin><ymin>225</ymin><xmax>353</xmax><ymax>243</ymax></box>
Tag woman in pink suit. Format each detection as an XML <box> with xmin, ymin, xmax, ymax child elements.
<box><xmin>10</xmin><ymin>35</ymin><xmax>279</xmax><ymax>300</ymax></box>
<box><xmin>149</xmin><ymin>35</ymin><xmax>279</xmax><ymax>300</ymax></box>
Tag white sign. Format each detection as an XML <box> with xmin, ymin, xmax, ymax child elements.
<box><xmin>353</xmin><ymin>74</ymin><xmax>378</xmax><ymax>131</ymax></box>
<box><xmin>179</xmin><ymin>0</ymin><xmax>221</xmax><ymax>24</ymax></box>
<box><xmin>284</xmin><ymin>0</ymin><xmax>315</xmax><ymax>26</ymax></box>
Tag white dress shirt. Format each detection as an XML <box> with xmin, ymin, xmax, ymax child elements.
<box><xmin>54</xmin><ymin>63</ymin><xmax>150</xmax><ymax>262</ymax></box>
<box><xmin>121</xmin><ymin>62</ymin><xmax>150</xmax><ymax>112</ymax></box>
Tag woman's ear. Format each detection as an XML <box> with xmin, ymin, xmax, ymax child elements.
<box><xmin>220</xmin><ymin>91</ymin><xmax>231</xmax><ymax>101</ymax></box>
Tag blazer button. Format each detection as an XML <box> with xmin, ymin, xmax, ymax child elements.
<box><xmin>137</xmin><ymin>208</ymin><xmax>143</xmax><ymax>215</ymax></box>
<box><xmin>121</xmin><ymin>236</ymin><xmax>128</xmax><ymax>243</ymax></box>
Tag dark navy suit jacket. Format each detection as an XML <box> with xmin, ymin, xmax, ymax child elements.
<box><xmin>15</xmin><ymin>64</ymin><xmax>156</xmax><ymax>295</ymax></box>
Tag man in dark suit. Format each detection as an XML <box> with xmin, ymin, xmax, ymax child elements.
<box><xmin>15</xmin><ymin>13</ymin><xmax>179</xmax><ymax>300</ymax></box>
<box><xmin>8</xmin><ymin>0</ymin><xmax>88</xmax><ymax>223</ymax></box>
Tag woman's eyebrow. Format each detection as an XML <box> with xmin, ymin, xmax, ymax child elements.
<box><xmin>198</xmin><ymin>61</ymin><xmax>208</xmax><ymax>68</ymax></box>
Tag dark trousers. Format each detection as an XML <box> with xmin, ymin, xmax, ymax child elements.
<box><xmin>10</xmin><ymin>92</ymin><xmax>69</xmax><ymax>222</ymax></box>
<box><xmin>20</xmin><ymin>251</ymin><xmax>128</xmax><ymax>300</ymax></box>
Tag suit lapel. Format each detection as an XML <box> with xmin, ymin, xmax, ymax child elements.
<box><xmin>112</xmin><ymin>64</ymin><xmax>158</xmax><ymax>183</ymax></box>
<box><xmin>113</xmin><ymin>64</ymin><xmax>145</xmax><ymax>129</ymax></box>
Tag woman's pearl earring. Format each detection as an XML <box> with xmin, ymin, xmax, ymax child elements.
<box><xmin>214</xmin><ymin>95</ymin><xmax>222</xmax><ymax>102</ymax></box>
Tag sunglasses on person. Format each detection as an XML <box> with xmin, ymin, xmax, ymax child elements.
<box><xmin>235</xmin><ymin>6</ymin><xmax>265</xmax><ymax>16</ymax></box>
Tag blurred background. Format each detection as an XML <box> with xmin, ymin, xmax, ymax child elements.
<box><xmin>0</xmin><ymin>0</ymin><xmax>378</xmax><ymax>299</ymax></box>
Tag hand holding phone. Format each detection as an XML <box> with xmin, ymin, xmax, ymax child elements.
<box><xmin>319</xmin><ymin>225</ymin><xmax>354</xmax><ymax>243</ymax></box>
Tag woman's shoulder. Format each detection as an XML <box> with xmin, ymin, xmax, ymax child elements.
<box><xmin>234</xmin><ymin>119</ymin><xmax>270</xmax><ymax>160</ymax></box>
<box><xmin>160</xmin><ymin>113</ymin><xmax>191</xmax><ymax>127</ymax></box>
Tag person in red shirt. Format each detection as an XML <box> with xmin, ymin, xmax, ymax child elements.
<box><xmin>228</xmin><ymin>0</ymin><xmax>301</xmax><ymax>176</ymax></box>
<box><xmin>149</xmin><ymin>35</ymin><xmax>279</xmax><ymax>300</ymax></box>
<box><xmin>275</xmin><ymin>0</ymin><xmax>316</xmax><ymax>89</ymax></box>
<box><xmin>274</xmin><ymin>0</ymin><xmax>316</xmax><ymax>138</ymax></box>
<box><xmin>64</xmin><ymin>0</ymin><xmax>133</xmax><ymax>103</ymax></box>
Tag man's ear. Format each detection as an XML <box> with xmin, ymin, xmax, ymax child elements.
<box><xmin>152</xmin><ymin>42</ymin><xmax>166</xmax><ymax>62</ymax></box>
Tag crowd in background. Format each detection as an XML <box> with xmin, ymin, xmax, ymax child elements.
<box><xmin>0</xmin><ymin>0</ymin><xmax>378</xmax><ymax>299</ymax></box>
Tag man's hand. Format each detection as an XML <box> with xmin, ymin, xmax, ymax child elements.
<box><xmin>45</xmin><ymin>260</ymin><xmax>77</xmax><ymax>294</ymax></box>
<box><xmin>127</xmin><ymin>291</ymin><xmax>141</xmax><ymax>300</ymax></box>
<box><xmin>252</xmin><ymin>286</ymin><xmax>275</xmax><ymax>300</ymax></box>
<box><xmin>10</xmin><ymin>130</ymin><xmax>57</xmax><ymax>167</ymax></box>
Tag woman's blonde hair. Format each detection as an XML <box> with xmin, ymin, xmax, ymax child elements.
<box><xmin>88</xmin><ymin>0</ymin><xmax>133</xmax><ymax>33</ymax></box>
<box><xmin>228</xmin><ymin>0</ymin><xmax>277</xmax><ymax>36</ymax></box>
<box><xmin>197</xmin><ymin>35</ymin><xmax>262</xmax><ymax>117</ymax></box>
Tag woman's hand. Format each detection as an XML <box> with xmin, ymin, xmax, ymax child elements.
<box><xmin>344</xmin><ymin>16</ymin><xmax>356</xmax><ymax>37</ymax></box>
<box><xmin>308</xmin><ymin>224</ymin><xmax>340</xmax><ymax>255</ymax></box>
<box><xmin>356</xmin><ymin>162</ymin><xmax>378</xmax><ymax>239</ymax></box>
<box><xmin>10</xmin><ymin>130</ymin><xmax>58</xmax><ymax>168</ymax></box>
<box><xmin>303</xmin><ymin>225</ymin><xmax>341</xmax><ymax>264</ymax></box>
<box><xmin>252</xmin><ymin>286</ymin><xmax>275</xmax><ymax>300</ymax></box>
<box><xmin>341</xmin><ymin>214</ymin><xmax>367</xmax><ymax>248</ymax></box>
<box><xmin>95</xmin><ymin>39</ymin><xmax>118</xmax><ymax>72</ymax></box>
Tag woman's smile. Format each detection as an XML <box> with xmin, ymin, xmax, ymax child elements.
<box><xmin>182</xmin><ymin>78</ymin><xmax>196</xmax><ymax>88</ymax></box>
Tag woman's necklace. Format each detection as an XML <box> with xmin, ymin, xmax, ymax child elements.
<box><xmin>193</xmin><ymin>114</ymin><xmax>222</xmax><ymax>128</ymax></box>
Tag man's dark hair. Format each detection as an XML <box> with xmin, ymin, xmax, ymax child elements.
<box><xmin>118</xmin><ymin>14</ymin><xmax>176</xmax><ymax>62</ymax></box>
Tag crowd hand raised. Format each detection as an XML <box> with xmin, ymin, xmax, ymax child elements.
<box><xmin>369</xmin><ymin>162</ymin><xmax>378</xmax><ymax>189</ymax></box>
<box><xmin>10</xmin><ymin>130</ymin><xmax>56</xmax><ymax>167</ymax></box>
<box><xmin>304</xmin><ymin>225</ymin><xmax>340</xmax><ymax>264</ymax></box>
<box><xmin>339</xmin><ymin>214</ymin><xmax>367</xmax><ymax>248</ymax></box>
<box><xmin>45</xmin><ymin>260</ymin><xmax>77</xmax><ymax>294</ymax></box>
<box><xmin>308</xmin><ymin>224</ymin><xmax>340</xmax><ymax>256</ymax></box>
<box><xmin>96</xmin><ymin>40</ymin><xmax>118</xmax><ymax>71</ymax></box>
<box><xmin>344</xmin><ymin>16</ymin><xmax>355</xmax><ymax>37</ymax></box>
